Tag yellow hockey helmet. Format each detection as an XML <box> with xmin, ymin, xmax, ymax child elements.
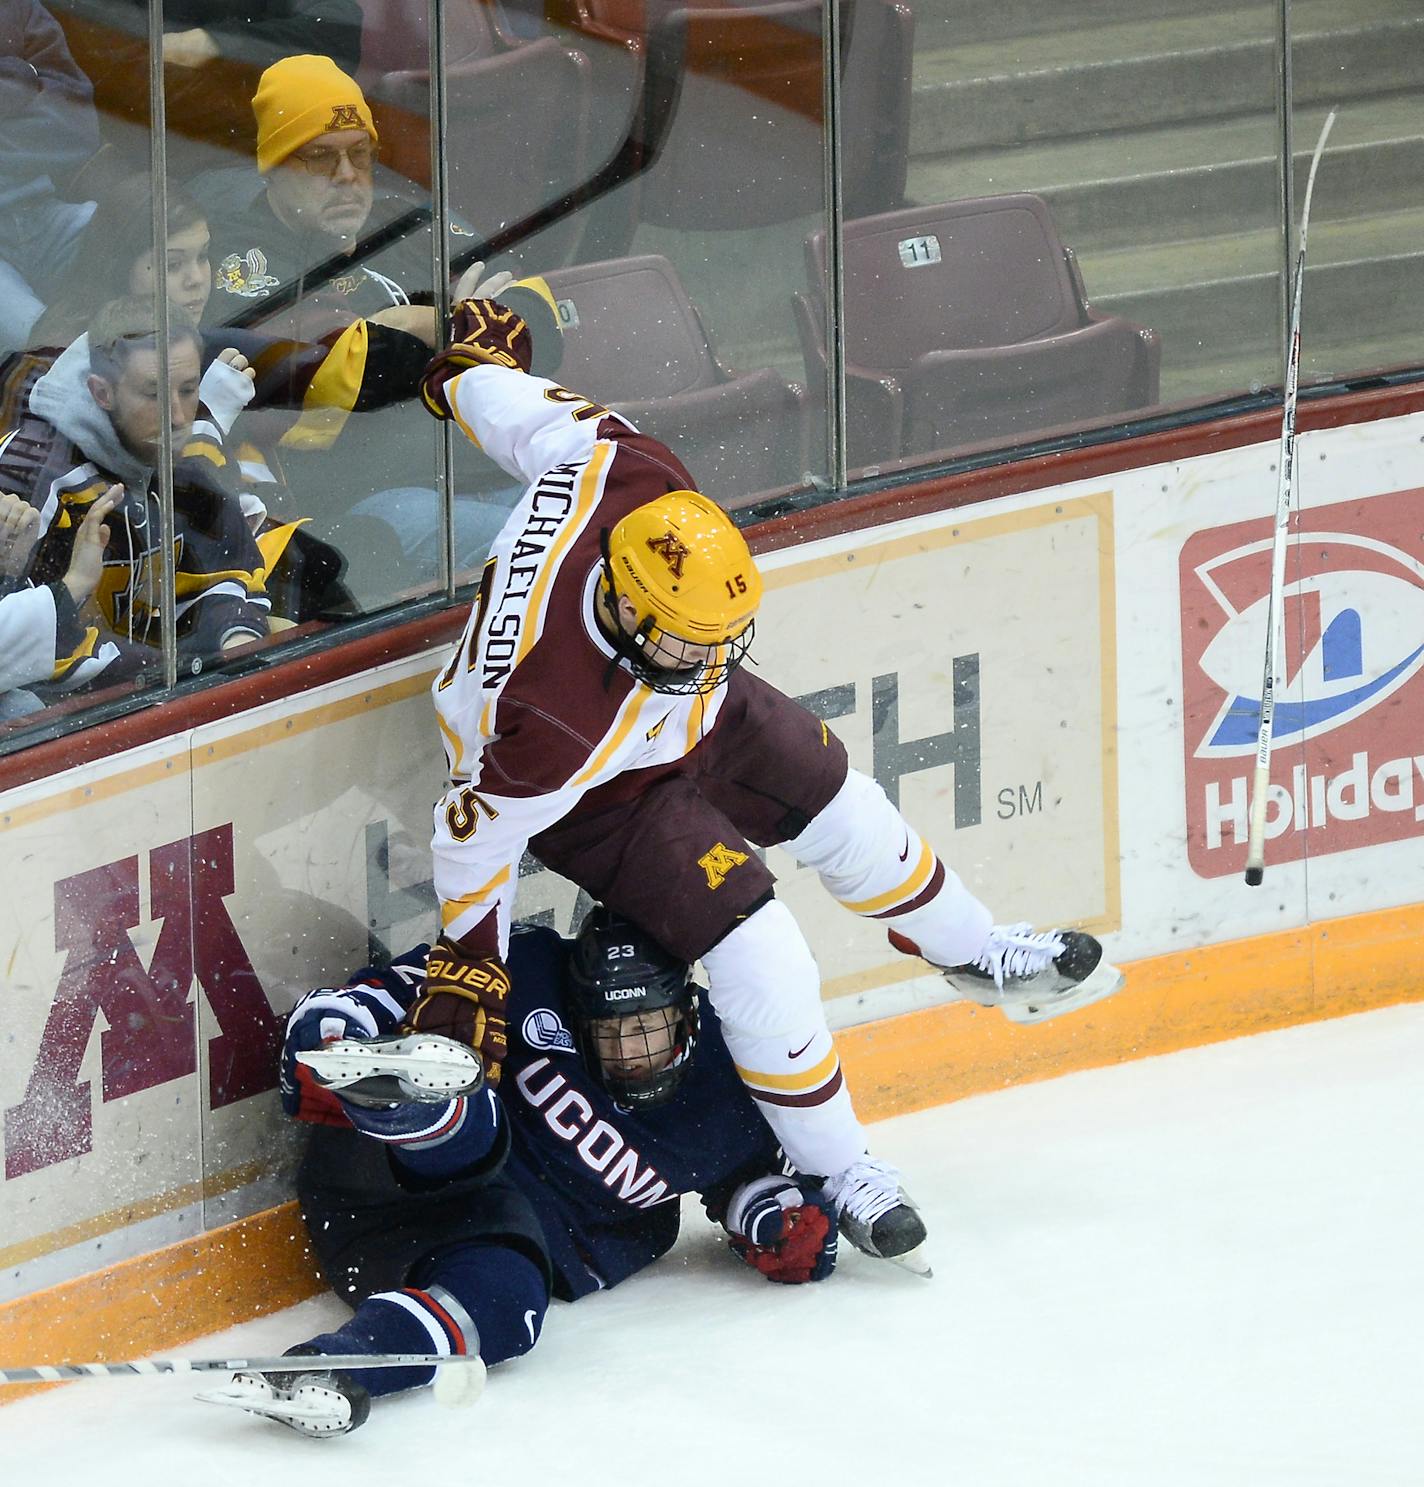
<box><xmin>600</xmin><ymin>491</ymin><xmax>762</xmax><ymax>694</ymax></box>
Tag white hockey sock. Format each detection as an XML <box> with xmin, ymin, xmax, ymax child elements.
<box><xmin>786</xmin><ymin>769</ymin><xmax>993</xmax><ymax>967</ymax></box>
<box><xmin>701</xmin><ymin>900</ymin><xmax>868</xmax><ymax>1177</ymax></box>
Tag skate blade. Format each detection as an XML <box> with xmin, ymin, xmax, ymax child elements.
<box><xmin>843</xmin><ymin>1219</ymin><xmax>935</xmax><ymax>1278</ymax></box>
<box><xmin>883</xmin><ymin>1242</ymin><xmax>934</xmax><ymax>1279</ymax></box>
<box><xmin>999</xmin><ymin>959</ymin><xmax>1126</xmax><ymax>1025</ymax></box>
<box><xmin>195</xmin><ymin>1378</ymin><xmax>354</xmax><ymax>1437</ymax></box>
<box><xmin>297</xmin><ymin>1038</ymin><xmax>481</xmax><ymax>1099</ymax></box>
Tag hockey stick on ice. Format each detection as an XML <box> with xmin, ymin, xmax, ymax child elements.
<box><xmin>1243</xmin><ymin>107</ymin><xmax>1336</xmax><ymax>887</ymax></box>
<box><xmin>0</xmin><ymin>1351</ymin><xmax>482</xmax><ymax>1386</ymax></box>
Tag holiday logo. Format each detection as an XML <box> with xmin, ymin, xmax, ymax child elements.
<box><xmin>1180</xmin><ymin>489</ymin><xmax>1424</xmax><ymax>877</ymax></box>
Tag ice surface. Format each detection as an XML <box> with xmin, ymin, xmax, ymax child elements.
<box><xmin>3</xmin><ymin>1004</ymin><xmax>1422</xmax><ymax>1485</ymax></box>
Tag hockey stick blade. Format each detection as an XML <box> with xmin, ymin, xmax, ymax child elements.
<box><xmin>1243</xmin><ymin>107</ymin><xmax>1336</xmax><ymax>886</ymax></box>
<box><xmin>0</xmin><ymin>1352</ymin><xmax>484</xmax><ymax>1386</ymax></box>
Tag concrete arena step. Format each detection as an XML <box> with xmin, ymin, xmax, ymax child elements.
<box><xmin>908</xmin><ymin>0</ymin><xmax>1424</xmax><ymax>154</ymax></box>
<box><xmin>907</xmin><ymin>96</ymin><xmax>1424</xmax><ymax>255</ymax></box>
<box><xmin>904</xmin><ymin>0</ymin><xmax>1242</xmax><ymax>51</ymax></box>
<box><xmin>1085</xmin><ymin>208</ymin><xmax>1424</xmax><ymax>395</ymax></box>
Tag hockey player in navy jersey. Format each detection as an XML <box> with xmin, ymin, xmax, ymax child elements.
<box><xmin>200</xmin><ymin>909</ymin><xmax>841</xmax><ymax>1438</ymax></box>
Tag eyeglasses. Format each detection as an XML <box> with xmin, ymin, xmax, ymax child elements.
<box><xmin>288</xmin><ymin>141</ymin><xmax>376</xmax><ymax>177</ymax></box>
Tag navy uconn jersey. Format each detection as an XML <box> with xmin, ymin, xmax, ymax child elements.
<box><xmin>334</xmin><ymin>925</ymin><xmax>784</xmax><ymax>1299</ymax></box>
<box><xmin>499</xmin><ymin>924</ymin><xmax>780</xmax><ymax>1298</ymax></box>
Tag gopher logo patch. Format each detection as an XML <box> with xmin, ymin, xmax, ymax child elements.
<box><xmin>327</xmin><ymin>104</ymin><xmax>363</xmax><ymax>130</ymax></box>
<box><xmin>217</xmin><ymin>248</ymin><xmax>279</xmax><ymax>298</ymax></box>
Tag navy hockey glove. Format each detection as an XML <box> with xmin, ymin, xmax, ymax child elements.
<box><xmin>405</xmin><ymin>938</ymin><xmax>512</xmax><ymax>1088</ymax></box>
<box><xmin>724</xmin><ymin>1175</ymin><xmax>838</xmax><ymax>1285</ymax></box>
<box><xmin>280</xmin><ymin>952</ymin><xmax>426</xmax><ymax>1124</ymax></box>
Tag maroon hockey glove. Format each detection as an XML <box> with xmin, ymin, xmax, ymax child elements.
<box><xmin>725</xmin><ymin>1175</ymin><xmax>838</xmax><ymax>1285</ymax></box>
<box><xmin>419</xmin><ymin>298</ymin><xmax>534</xmax><ymax>418</ymax></box>
<box><xmin>404</xmin><ymin>938</ymin><xmax>511</xmax><ymax>1087</ymax></box>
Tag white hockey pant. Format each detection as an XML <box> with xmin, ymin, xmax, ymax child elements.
<box><xmin>785</xmin><ymin>768</ymin><xmax>993</xmax><ymax>968</ymax></box>
<box><xmin>701</xmin><ymin>899</ymin><xmax>867</xmax><ymax>1179</ymax></box>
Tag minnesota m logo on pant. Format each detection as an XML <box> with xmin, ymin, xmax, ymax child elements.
<box><xmin>697</xmin><ymin>842</ymin><xmax>748</xmax><ymax>890</ymax></box>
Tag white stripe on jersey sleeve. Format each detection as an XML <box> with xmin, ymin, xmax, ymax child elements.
<box><xmin>445</xmin><ymin>364</ymin><xmax>617</xmax><ymax>488</ymax></box>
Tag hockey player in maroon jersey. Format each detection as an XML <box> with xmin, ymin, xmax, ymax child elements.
<box><xmin>404</xmin><ymin>296</ymin><xmax>1126</xmax><ymax>1273</ymax></box>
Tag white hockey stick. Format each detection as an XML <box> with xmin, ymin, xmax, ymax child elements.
<box><xmin>0</xmin><ymin>1350</ymin><xmax>481</xmax><ymax>1386</ymax></box>
<box><xmin>1244</xmin><ymin>108</ymin><xmax>1337</xmax><ymax>886</ymax></box>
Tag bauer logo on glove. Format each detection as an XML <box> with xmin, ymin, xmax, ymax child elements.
<box><xmin>405</xmin><ymin>939</ymin><xmax>512</xmax><ymax>1086</ymax></box>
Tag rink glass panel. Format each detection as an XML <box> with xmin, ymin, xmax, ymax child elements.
<box><xmin>865</xmin><ymin>0</ymin><xmax>1288</xmax><ymax>474</ymax></box>
<box><xmin>161</xmin><ymin>0</ymin><xmax>446</xmax><ymax>617</ymax></box>
<box><xmin>0</xmin><ymin>7</ymin><xmax>176</xmax><ymax>738</ymax></box>
<box><xmin>2</xmin><ymin>0</ymin><xmax>1422</xmax><ymax>756</ymax></box>
<box><xmin>1282</xmin><ymin>11</ymin><xmax>1424</xmax><ymax>391</ymax></box>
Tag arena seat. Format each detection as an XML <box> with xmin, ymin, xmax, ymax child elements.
<box><xmin>355</xmin><ymin>0</ymin><xmax>592</xmax><ymax>266</ymax></box>
<box><xmin>794</xmin><ymin>193</ymin><xmax>1163</xmax><ymax>466</ymax></box>
<box><xmin>542</xmin><ymin>254</ymin><xmax>806</xmax><ymax>500</ymax></box>
<box><xmin>569</xmin><ymin>0</ymin><xmax>912</xmax><ymax>253</ymax></box>
<box><xmin>355</xmin><ymin>0</ymin><xmax>525</xmax><ymax>74</ymax></box>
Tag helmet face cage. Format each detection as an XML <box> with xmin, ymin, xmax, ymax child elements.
<box><xmin>622</xmin><ymin>613</ymin><xmax>755</xmax><ymax>696</ymax></box>
<box><xmin>567</xmin><ymin>909</ymin><xmax>698</xmax><ymax>1107</ymax></box>
<box><xmin>582</xmin><ymin>1004</ymin><xmax>694</xmax><ymax>1108</ymax></box>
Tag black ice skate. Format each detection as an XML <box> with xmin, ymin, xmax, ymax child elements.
<box><xmin>941</xmin><ymin>923</ymin><xmax>1125</xmax><ymax>1025</ymax></box>
<box><xmin>196</xmin><ymin>1348</ymin><xmax>371</xmax><ymax>1438</ymax></box>
<box><xmin>296</xmin><ymin>1032</ymin><xmax>484</xmax><ymax>1108</ymax></box>
<box><xmin>826</xmin><ymin>1159</ymin><xmax>932</xmax><ymax>1277</ymax></box>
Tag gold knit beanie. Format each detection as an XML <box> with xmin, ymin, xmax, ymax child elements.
<box><xmin>253</xmin><ymin>55</ymin><xmax>378</xmax><ymax>174</ymax></box>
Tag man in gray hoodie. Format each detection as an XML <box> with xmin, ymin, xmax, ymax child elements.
<box><xmin>0</xmin><ymin>295</ymin><xmax>271</xmax><ymax>692</ymax></box>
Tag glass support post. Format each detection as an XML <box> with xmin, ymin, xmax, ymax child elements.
<box><xmin>1273</xmin><ymin>0</ymin><xmax>1297</xmax><ymax>384</ymax></box>
<box><xmin>821</xmin><ymin>0</ymin><xmax>847</xmax><ymax>493</ymax></box>
<box><xmin>147</xmin><ymin>0</ymin><xmax>177</xmax><ymax>689</ymax></box>
<box><xmin>428</xmin><ymin>0</ymin><xmax>456</xmax><ymax>600</ymax></box>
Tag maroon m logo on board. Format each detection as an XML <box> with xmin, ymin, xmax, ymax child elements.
<box><xmin>4</xmin><ymin>824</ymin><xmax>279</xmax><ymax>1179</ymax></box>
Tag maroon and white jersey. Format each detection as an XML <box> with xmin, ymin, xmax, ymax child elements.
<box><xmin>431</xmin><ymin>363</ymin><xmax>732</xmax><ymax>957</ymax></box>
